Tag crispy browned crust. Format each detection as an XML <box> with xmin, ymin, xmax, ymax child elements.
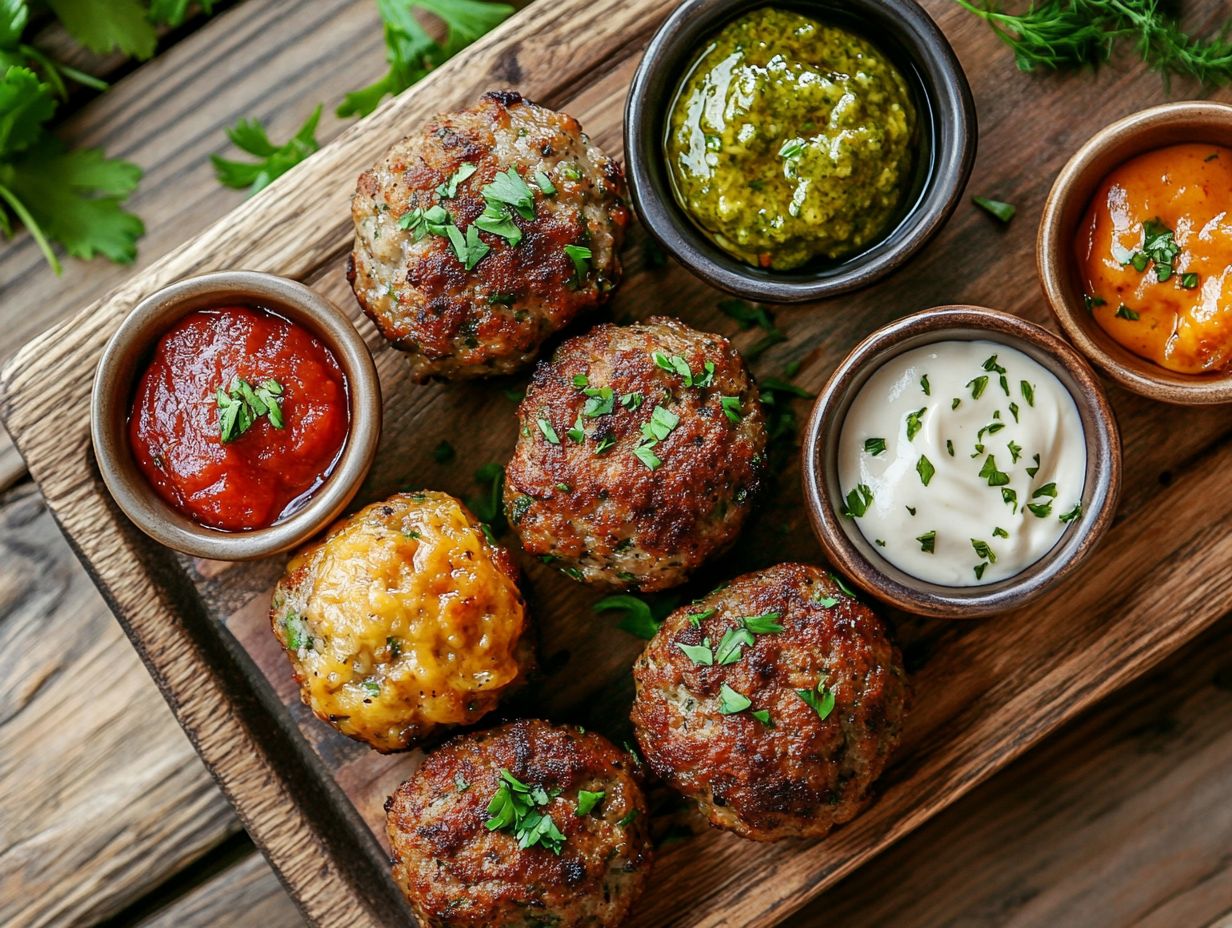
<box><xmin>349</xmin><ymin>90</ymin><xmax>629</xmax><ymax>381</ymax></box>
<box><xmin>630</xmin><ymin>563</ymin><xmax>909</xmax><ymax>841</ymax></box>
<box><xmin>503</xmin><ymin>317</ymin><xmax>767</xmax><ymax>591</ymax></box>
<box><xmin>387</xmin><ymin>719</ymin><xmax>652</xmax><ymax>928</ymax></box>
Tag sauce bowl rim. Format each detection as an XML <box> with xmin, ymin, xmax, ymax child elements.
<box><xmin>801</xmin><ymin>305</ymin><xmax>1122</xmax><ymax>618</ymax></box>
<box><xmin>1038</xmin><ymin>100</ymin><xmax>1232</xmax><ymax>405</ymax></box>
<box><xmin>90</xmin><ymin>270</ymin><xmax>382</xmax><ymax>561</ymax></box>
<box><xmin>623</xmin><ymin>0</ymin><xmax>978</xmax><ymax>303</ymax></box>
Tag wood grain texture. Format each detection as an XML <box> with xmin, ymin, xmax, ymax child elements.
<box><xmin>0</xmin><ymin>483</ymin><xmax>241</xmax><ymax>928</ymax></box>
<box><xmin>3</xmin><ymin>0</ymin><xmax>1232</xmax><ymax>925</ymax></box>
<box><xmin>135</xmin><ymin>850</ymin><xmax>304</xmax><ymax>928</ymax></box>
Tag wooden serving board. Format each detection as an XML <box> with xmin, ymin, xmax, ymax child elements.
<box><xmin>4</xmin><ymin>1</ymin><xmax>1232</xmax><ymax>925</ymax></box>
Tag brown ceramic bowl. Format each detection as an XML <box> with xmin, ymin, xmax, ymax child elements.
<box><xmin>1039</xmin><ymin>101</ymin><xmax>1232</xmax><ymax>404</ymax></box>
<box><xmin>801</xmin><ymin>306</ymin><xmax>1121</xmax><ymax>618</ymax></box>
<box><xmin>624</xmin><ymin>0</ymin><xmax>976</xmax><ymax>303</ymax></box>
<box><xmin>91</xmin><ymin>271</ymin><xmax>381</xmax><ymax>560</ymax></box>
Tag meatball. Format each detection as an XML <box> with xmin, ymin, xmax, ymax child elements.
<box><xmin>348</xmin><ymin>89</ymin><xmax>629</xmax><ymax>381</ymax></box>
<box><xmin>504</xmin><ymin>317</ymin><xmax>767</xmax><ymax>591</ymax></box>
<box><xmin>630</xmin><ymin>563</ymin><xmax>908</xmax><ymax>841</ymax></box>
<box><xmin>270</xmin><ymin>491</ymin><xmax>533</xmax><ymax>752</ymax></box>
<box><xmin>386</xmin><ymin>719</ymin><xmax>652</xmax><ymax>928</ymax></box>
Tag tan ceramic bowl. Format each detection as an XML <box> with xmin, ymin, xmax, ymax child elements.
<box><xmin>801</xmin><ymin>306</ymin><xmax>1121</xmax><ymax>619</ymax></box>
<box><xmin>1039</xmin><ymin>101</ymin><xmax>1232</xmax><ymax>404</ymax></box>
<box><xmin>91</xmin><ymin>271</ymin><xmax>381</xmax><ymax>560</ymax></box>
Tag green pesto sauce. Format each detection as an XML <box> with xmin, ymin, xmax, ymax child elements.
<box><xmin>667</xmin><ymin>8</ymin><xmax>917</xmax><ymax>270</ymax></box>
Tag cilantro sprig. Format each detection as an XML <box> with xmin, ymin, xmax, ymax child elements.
<box><xmin>212</xmin><ymin>105</ymin><xmax>323</xmax><ymax>196</ymax></box>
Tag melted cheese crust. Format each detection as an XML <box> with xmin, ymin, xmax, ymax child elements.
<box><xmin>273</xmin><ymin>491</ymin><xmax>529</xmax><ymax>751</ymax></box>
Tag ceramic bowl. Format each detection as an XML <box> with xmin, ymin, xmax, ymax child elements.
<box><xmin>91</xmin><ymin>270</ymin><xmax>381</xmax><ymax>560</ymax></box>
<box><xmin>624</xmin><ymin>0</ymin><xmax>976</xmax><ymax>303</ymax></box>
<box><xmin>801</xmin><ymin>305</ymin><xmax>1121</xmax><ymax>618</ymax></box>
<box><xmin>1039</xmin><ymin>101</ymin><xmax>1232</xmax><ymax>404</ymax></box>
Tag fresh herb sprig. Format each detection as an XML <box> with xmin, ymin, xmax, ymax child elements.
<box><xmin>955</xmin><ymin>0</ymin><xmax>1232</xmax><ymax>87</ymax></box>
<box><xmin>485</xmin><ymin>768</ymin><xmax>567</xmax><ymax>854</ymax></box>
<box><xmin>213</xmin><ymin>105</ymin><xmax>323</xmax><ymax>195</ymax></box>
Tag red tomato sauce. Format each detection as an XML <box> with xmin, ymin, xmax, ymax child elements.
<box><xmin>129</xmin><ymin>305</ymin><xmax>350</xmax><ymax>531</ymax></box>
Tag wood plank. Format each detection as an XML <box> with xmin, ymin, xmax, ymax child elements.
<box><xmin>0</xmin><ymin>482</ymin><xmax>240</xmax><ymax>928</ymax></box>
<box><xmin>4</xmin><ymin>0</ymin><xmax>1232</xmax><ymax>925</ymax></box>
<box><xmin>134</xmin><ymin>851</ymin><xmax>304</xmax><ymax>928</ymax></box>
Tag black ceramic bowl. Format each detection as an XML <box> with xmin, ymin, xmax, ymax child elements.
<box><xmin>624</xmin><ymin>0</ymin><xmax>977</xmax><ymax>303</ymax></box>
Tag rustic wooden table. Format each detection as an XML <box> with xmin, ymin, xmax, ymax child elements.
<box><xmin>1</xmin><ymin>2</ymin><xmax>1230</xmax><ymax>926</ymax></box>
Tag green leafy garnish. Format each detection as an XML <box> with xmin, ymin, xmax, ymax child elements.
<box><xmin>864</xmin><ymin>437</ymin><xmax>887</xmax><ymax>456</ymax></box>
<box><xmin>1116</xmin><ymin>304</ymin><xmax>1140</xmax><ymax>320</ymax></box>
<box><xmin>778</xmin><ymin>138</ymin><xmax>806</xmax><ymax>160</ymax></box>
<box><xmin>593</xmin><ymin>594</ymin><xmax>678</xmax><ymax>640</ymax></box>
<box><xmin>583</xmin><ymin>386</ymin><xmax>616</xmax><ymax>418</ymax></box>
<box><xmin>917</xmin><ymin>530</ymin><xmax>936</xmax><ymax>553</ymax></box>
<box><xmin>467</xmin><ymin>463</ymin><xmax>505</xmax><ymax>532</ymax></box>
<box><xmin>979</xmin><ymin>454</ymin><xmax>1010</xmax><ymax>487</ymax></box>
<box><xmin>718</xmin><ymin>683</ymin><xmax>752</xmax><ymax>715</ymax></box>
<box><xmin>216</xmin><ymin>377</ymin><xmax>285</xmax><ymax>443</ymax></box>
<box><xmin>536</xmin><ymin>417</ymin><xmax>560</xmax><ymax>445</ymax></box>
<box><xmin>437</xmin><ymin>161</ymin><xmax>476</xmax><ymax>198</ymax></box>
<box><xmin>399</xmin><ymin>203</ymin><xmax>451</xmax><ymax>240</ymax></box>
<box><xmin>714</xmin><ymin>626</ymin><xmax>755</xmax><ymax>665</ymax></box>
<box><xmin>213</xmin><ymin>105</ymin><xmax>322</xmax><ymax>196</ymax></box>
<box><xmin>968</xmin><ymin>375</ymin><xmax>989</xmax><ymax>399</ymax></box>
<box><xmin>1059</xmin><ymin>502</ymin><xmax>1083</xmax><ymax>522</ymax></box>
<box><xmin>841</xmin><ymin>483</ymin><xmax>874</xmax><ymax>518</ymax></box>
<box><xmin>905</xmin><ymin>407</ymin><xmax>926</xmax><ymax>441</ymax></box>
<box><xmin>973</xmin><ymin>195</ymin><xmax>1016</xmax><ymax>222</ymax></box>
<box><xmin>633</xmin><ymin>443</ymin><xmax>662</xmax><ymax>470</ymax></box>
<box><xmin>447</xmin><ymin>221</ymin><xmax>490</xmax><ymax>270</ymax></box>
<box><xmin>717</xmin><ymin>298</ymin><xmax>776</xmax><ymax>331</ymax></box>
<box><xmin>533</xmin><ymin>170</ymin><xmax>556</xmax><ymax>195</ymax></box>
<box><xmin>1180</xmin><ymin>272</ymin><xmax>1200</xmax><ymax>289</ymax></box>
<box><xmin>281</xmin><ymin>611</ymin><xmax>312</xmax><ymax>651</ymax></box>
<box><xmin>575</xmin><ymin>790</ymin><xmax>604</xmax><ymax>816</ymax></box>
<box><xmin>1026</xmin><ymin>453</ymin><xmax>1042</xmax><ymax>478</ymax></box>
<box><xmin>337</xmin><ymin>0</ymin><xmax>515</xmax><ymax>118</ymax></box>
<box><xmin>971</xmin><ymin>538</ymin><xmax>997</xmax><ymax>563</ymax></box>
<box><xmin>796</xmin><ymin>677</ymin><xmax>836</xmax><ymax>720</ymax></box>
<box><xmin>564</xmin><ymin>243</ymin><xmax>592</xmax><ymax>282</ymax></box>
<box><xmin>751</xmin><ymin>709</ymin><xmax>774</xmax><ymax>727</ymax></box>
<box><xmin>917</xmin><ymin>454</ymin><xmax>935</xmax><ymax>486</ymax></box>
<box><xmin>485</xmin><ymin>768</ymin><xmax>566</xmax><ymax>854</ymax></box>
<box><xmin>742</xmin><ymin>612</ymin><xmax>783</xmax><ymax>634</ymax></box>
<box><xmin>720</xmin><ymin>395</ymin><xmax>743</xmax><ymax>423</ymax></box>
<box><xmin>676</xmin><ymin>638</ymin><xmax>714</xmax><ymax>666</ymax></box>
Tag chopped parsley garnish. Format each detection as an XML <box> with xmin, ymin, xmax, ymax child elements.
<box><xmin>1116</xmin><ymin>304</ymin><xmax>1140</xmax><ymax>320</ymax></box>
<box><xmin>979</xmin><ymin>454</ymin><xmax>1010</xmax><ymax>487</ymax></box>
<box><xmin>816</xmin><ymin>595</ymin><xmax>839</xmax><ymax>608</ymax></box>
<box><xmin>968</xmin><ymin>375</ymin><xmax>989</xmax><ymax>399</ymax></box>
<box><xmin>972</xmin><ymin>195</ymin><xmax>1016</xmax><ymax>223</ymax></box>
<box><xmin>643</xmin><ymin>404</ymin><xmax>680</xmax><ymax>440</ymax></box>
<box><xmin>1033</xmin><ymin>482</ymin><xmax>1058</xmax><ymax>499</ymax></box>
<box><xmin>974</xmin><ymin>563</ymin><xmax>988</xmax><ymax>580</ymax></box>
<box><xmin>533</xmin><ymin>170</ymin><xmax>556</xmax><ymax>196</ymax></box>
<box><xmin>633</xmin><ymin>444</ymin><xmax>661</xmax><ymax>470</ymax></box>
<box><xmin>720</xmin><ymin>395</ymin><xmax>743</xmax><ymax>423</ymax></box>
<box><xmin>921</xmin><ymin>374</ymin><xmax>931</xmax><ymax>395</ymax></box>
<box><xmin>572</xmin><ymin>373</ymin><xmax>589</xmax><ymax>388</ymax></box>
<box><xmin>1059</xmin><ymin>502</ymin><xmax>1083</xmax><ymax>522</ymax></box>
<box><xmin>796</xmin><ymin>677</ymin><xmax>836</xmax><ymax>720</ymax></box>
<box><xmin>399</xmin><ymin>203</ymin><xmax>451</xmax><ymax>239</ymax></box>
<box><xmin>616</xmin><ymin>809</ymin><xmax>639</xmax><ymax>827</ymax></box>
<box><xmin>1009</xmin><ymin>402</ymin><xmax>1020</xmax><ymax>423</ymax></box>
<box><xmin>483</xmin><ymin>168</ymin><xmax>535</xmax><ymax>219</ymax></box>
<box><xmin>592</xmin><ymin>594</ymin><xmax>676</xmax><ymax>639</ymax></box>
<box><xmin>676</xmin><ymin>638</ymin><xmax>714</xmax><ymax>666</ymax></box>
<box><xmin>281</xmin><ymin>612</ymin><xmax>311</xmax><ymax>651</ymax></box>
<box><xmin>1180</xmin><ymin>272</ymin><xmax>1200</xmax><ymax>289</ymax></box>
<box><xmin>485</xmin><ymin>769</ymin><xmax>566</xmax><ymax>854</ymax></box>
<box><xmin>1027</xmin><ymin>500</ymin><xmax>1053</xmax><ymax>518</ymax></box>
<box><xmin>653</xmin><ymin>353</ymin><xmax>715</xmax><ymax>388</ymax></box>
<box><xmin>718</xmin><ymin>683</ymin><xmax>752</xmax><ymax>715</ymax></box>
<box><xmin>905</xmin><ymin>407</ymin><xmax>927</xmax><ymax>441</ymax></box>
<box><xmin>946</xmin><ymin>439</ymin><xmax>955</xmax><ymax>457</ymax></box>
<box><xmin>687</xmin><ymin>608</ymin><xmax>716</xmax><ymax>626</ymax></box>
<box><xmin>742</xmin><ymin>612</ymin><xmax>783</xmax><ymax>634</ymax></box>
<box><xmin>1021</xmin><ymin>381</ymin><xmax>1035</xmax><ymax>406</ymax></box>
<box><xmin>971</xmin><ymin>538</ymin><xmax>997</xmax><ymax>563</ymax></box>
<box><xmin>841</xmin><ymin>483</ymin><xmax>874</xmax><ymax>518</ymax></box>
<box><xmin>864</xmin><ymin>437</ymin><xmax>887</xmax><ymax>456</ymax></box>
<box><xmin>917</xmin><ymin>530</ymin><xmax>936</xmax><ymax>553</ymax></box>
<box><xmin>1002</xmin><ymin>487</ymin><xmax>1019</xmax><ymax>512</ymax></box>
<box><xmin>436</xmin><ymin>162</ymin><xmax>476</xmax><ymax>198</ymax></box>
<box><xmin>361</xmin><ymin>680</ymin><xmax>380</xmax><ymax>699</ymax></box>
<box><xmin>1026</xmin><ymin>453</ymin><xmax>1042</xmax><ymax>477</ymax></box>
<box><xmin>474</xmin><ymin>202</ymin><xmax>523</xmax><ymax>246</ymax></box>
<box><xmin>1133</xmin><ymin>217</ymin><xmax>1179</xmax><ymax>282</ymax></box>
<box><xmin>536</xmin><ymin>417</ymin><xmax>560</xmax><ymax>444</ymax></box>
<box><xmin>582</xmin><ymin>386</ymin><xmax>615</xmax><ymax>418</ymax></box>
<box><xmin>917</xmin><ymin>454</ymin><xmax>935</xmax><ymax>486</ymax></box>
<box><xmin>446</xmin><ymin>222</ymin><xmax>489</xmax><ymax>270</ymax></box>
<box><xmin>563</xmin><ymin>243</ymin><xmax>592</xmax><ymax>282</ymax></box>
<box><xmin>620</xmin><ymin>392</ymin><xmax>644</xmax><ymax>410</ymax></box>
<box><xmin>714</xmin><ymin>626</ymin><xmax>755</xmax><ymax>665</ymax></box>
<box><xmin>594</xmin><ymin>435</ymin><xmax>616</xmax><ymax>455</ymax></box>
<box><xmin>566</xmin><ymin>415</ymin><xmax>585</xmax><ymax>443</ymax></box>
<box><xmin>575</xmin><ymin>790</ymin><xmax>604</xmax><ymax>816</ymax></box>
<box><xmin>217</xmin><ymin>377</ymin><xmax>285</xmax><ymax>443</ymax></box>
<box><xmin>992</xmin><ymin>526</ymin><xmax>1009</xmax><ymax>538</ymax></box>
<box><xmin>751</xmin><ymin>709</ymin><xmax>774</xmax><ymax>727</ymax></box>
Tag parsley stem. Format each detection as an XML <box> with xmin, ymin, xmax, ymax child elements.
<box><xmin>0</xmin><ymin>182</ymin><xmax>60</xmax><ymax>275</ymax></box>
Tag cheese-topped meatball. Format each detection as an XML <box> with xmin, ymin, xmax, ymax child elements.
<box><xmin>504</xmin><ymin>317</ymin><xmax>767</xmax><ymax>591</ymax></box>
<box><xmin>387</xmin><ymin>719</ymin><xmax>652</xmax><ymax>928</ymax></box>
<box><xmin>630</xmin><ymin>563</ymin><xmax>908</xmax><ymax>841</ymax></box>
<box><xmin>348</xmin><ymin>90</ymin><xmax>629</xmax><ymax>381</ymax></box>
<box><xmin>271</xmin><ymin>491</ymin><xmax>533</xmax><ymax>752</ymax></box>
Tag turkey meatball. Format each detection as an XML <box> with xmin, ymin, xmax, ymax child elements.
<box><xmin>504</xmin><ymin>317</ymin><xmax>767</xmax><ymax>591</ymax></box>
<box><xmin>348</xmin><ymin>90</ymin><xmax>629</xmax><ymax>381</ymax></box>
<box><xmin>271</xmin><ymin>491</ymin><xmax>533</xmax><ymax>752</ymax></box>
<box><xmin>630</xmin><ymin>563</ymin><xmax>908</xmax><ymax>841</ymax></box>
<box><xmin>386</xmin><ymin>719</ymin><xmax>652</xmax><ymax>928</ymax></box>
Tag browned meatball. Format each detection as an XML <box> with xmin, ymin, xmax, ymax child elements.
<box><xmin>630</xmin><ymin>563</ymin><xmax>908</xmax><ymax>841</ymax></box>
<box><xmin>348</xmin><ymin>90</ymin><xmax>629</xmax><ymax>381</ymax></box>
<box><xmin>271</xmin><ymin>492</ymin><xmax>533</xmax><ymax>753</ymax></box>
<box><xmin>386</xmin><ymin>719</ymin><xmax>652</xmax><ymax>928</ymax></box>
<box><xmin>503</xmin><ymin>317</ymin><xmax>767</xmax><ymax>591</ymax></box>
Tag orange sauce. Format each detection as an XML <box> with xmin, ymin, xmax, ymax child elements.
<box><xmin>1076</xmin><ymin>143</ymin><xmax>1232</xmax><ymax>374</ymax></box>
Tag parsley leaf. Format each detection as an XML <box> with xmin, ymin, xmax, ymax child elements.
<box><xmin>564</xmin><ymin>243</ymin><xmax>592</xmax><ymax>282</ymax></box>
<box><xmin>593</xmin><ymin>593</ymin><xmax>678</xmax><ymax>640</ymax></box>
<box><xmin>717</xmin><ymin>683</ymin><xmax>752</xmax><ymax>715</ymax></box>
<box><xmin>485</xmin><ymin>768</ymin><xmax>566</xmax><ymax>854</ymax></box>
<box><xmin>841</xmin><ymin>483</ymin><xmax>873</xmax><ymax>518</ymax></box>
<box><xmin>796</xmin><ymin>677</ymin><xmax>836</xmax><ymax>719</ymax></box>
<box><xmin>46</xmin><ymin>0</ymin><xmax>156</xmax><ymax>59</ymax></box>
<box><xmin>864</xmin><ymin>437</ymin><xmax>887</xmax><ymax>456</ymax></box>
<box><xmin>972</xmin><ymin>194</ymin><xmax>1016</xmax><ymax>222</ymax></box>
<box><xmin>676</xmin><ymin>637</ymin><xmax>714</xmax><ymax>666</ymax></box>
<box><xmin>212</xmin><ymin>105</ymin><xmax>322</xmax><ymax>196</ymax></box>
<box><xmin>337</xmin><ymin>0</ymin><xmax>514</xmax><ymax>117</ymax></box>
<box><xmin>575</xmin><ymin>790</ymin><xmax>604</xmax><ymax>816</ymax></box>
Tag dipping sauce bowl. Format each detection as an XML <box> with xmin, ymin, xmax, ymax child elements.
<box><xmin>92</xmin><ymin>271</ymin><xmax>382</xmax><ymax>560</ymax></box>
<box><xmin>801</xmin><ymin>306</ymin><xmax>1121</xmax><ymax>618</ymax></box>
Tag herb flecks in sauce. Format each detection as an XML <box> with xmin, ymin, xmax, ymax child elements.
<box><xmin>667</xmin><ymin>8</ymin><xmax>916</xmax><ymax>270</ymax></box>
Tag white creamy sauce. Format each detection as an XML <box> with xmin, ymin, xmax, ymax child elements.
<box><xmin>837</xmin><ymin>339</ymin><xmax>1086</xmax><ymax>586</ymax></box>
